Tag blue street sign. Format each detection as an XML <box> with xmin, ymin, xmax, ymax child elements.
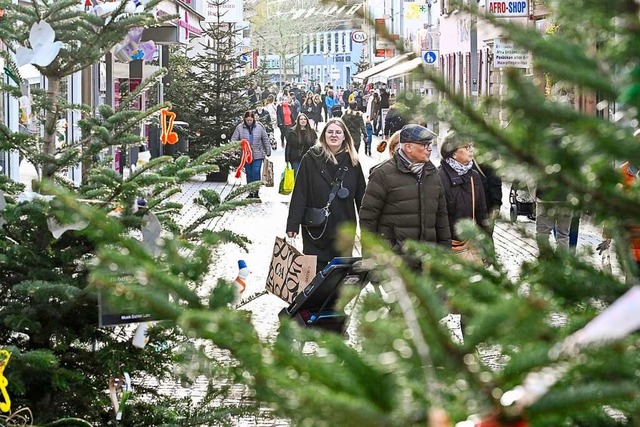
<box><xmin>422</xmin><ymin>50</ymin><xmax>438</xmax><ymax>65</ymax></box>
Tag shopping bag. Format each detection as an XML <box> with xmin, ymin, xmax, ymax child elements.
<box><xmin>266</xmin><ymin>237</ymin><xmax>317</xmax><ymax>303</ymax></box>
<box><xmin>278</xmin><ymin>163</ymin><xmax>295</xmax><ymax>195</ymax></box>
<box><xmin>262</xmin><ymin>158</ymin><xmax>274</xmax><ymax>187</ymax></box>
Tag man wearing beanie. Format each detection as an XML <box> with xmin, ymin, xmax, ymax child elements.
<box><xmin>360</xmin><ymin>124</ymin><xmax>451</xmax><ymax>268</ymax></box>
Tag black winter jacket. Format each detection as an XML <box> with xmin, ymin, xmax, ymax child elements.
<box><xmin>383</xmin><ymin>108</ymin><xmax>406</xmax><ymax>138</ymax></box>
<box><xmin>341</xmin><ymin>109</ymin><xmax>367</xmax><ymax>150</ymax></box>
<box><xmin>438</xmin><ymin>161</ymin><xmax>490</xmax><ymax>241</ymax></box>
<box><xmin>360</xmin><ymin>153</ymin><xmax>451</xmax><ymax>251</ymax></box>
<box><xmin>285</xmin><ymin>128</ymin><xmax>317</xmax><ymax>163</ymax></box>
<box><xmin>472</xmin><ymin>161</ymin><xmax>502</xmax><ymax>213</ymax></box>
<box><xmin>286</xmin><ymin>148</ymin><xmax>366</xmax><ymax>266</ymax></box>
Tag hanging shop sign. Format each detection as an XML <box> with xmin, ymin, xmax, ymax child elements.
<box><xmin>205</xmin><ymin>0</ymin><xmax>242</xmax><ymax>23</ymax></box>
<box><xmin>486</xmin><ymin>1</ymin><xmax>529</xmax><ymax>17</ymax></box>
<box><xmin>351</xmin><ymin>30</ymin><xmax>367</xmax><ymax>43</ymax></box>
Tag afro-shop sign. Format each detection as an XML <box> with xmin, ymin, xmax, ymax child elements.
<box><xmin>487</xmin><ymin>1</ymin><xmax>528</xmax><ymax>17</ymax></box>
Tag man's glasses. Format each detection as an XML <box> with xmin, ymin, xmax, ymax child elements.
<box><xmin>409</xmin><ymin>142</ymin><xmax>432</xmax><ymax>149</ymax></box>
<box><xmin>462</xmin><ymin>144</ymin><xmax>474</xmax><ymax>150</ymax></box>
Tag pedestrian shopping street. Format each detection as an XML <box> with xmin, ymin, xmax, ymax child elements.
<box><xmin>172</xmin><ymin>128</ymin><xmax>609</xmax><ymax>342</ymax></box>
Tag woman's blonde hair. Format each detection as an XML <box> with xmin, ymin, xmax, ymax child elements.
<box><xmin>388</xmin><ymin>130</ymin><xmax>401</xmax><ymax>156</ymax></box>
<box><xmin>317</xmin><ymin>118</ymin><xmax>359</xmax><ymax>166</ymax></box>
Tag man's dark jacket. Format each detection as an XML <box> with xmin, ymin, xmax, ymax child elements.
<box><xmin>359</xmin><ymin>153</ymin><xmax>451</xmax><ymax>252</ymax></box>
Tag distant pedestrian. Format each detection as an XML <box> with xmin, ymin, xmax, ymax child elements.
<box><xmin>261</xmin><ymin>86</ymin><xmax>270</xmax><ymax>101</ymax></box>
<box><xmin>325</xmin><ymin>89</ymin><xmax>338</xmax><ymax>113</ymax></box>
<box><xmin>384</xmin><ymin>102</ymin><xmax>407</xmax><ymax>138</ymax></box>
<box><xmin>311</xmin><ymin>94</ymin><xmax>323</xmax><ymax>129</ymax></box>
<box><xmin>367</xmin><ymin>92</ymin><xmax>381</xmax><ymax>136</ymax></box>
<box><xmin>247</xmin><ymin>83</ymin><xmax>258</xmax><ymax>106</ymax></box>
<box><xmin>301</xmin><ymin>97</ymin><xmax>315</xmax><ymax>128</ymax></box>
<box><xmin>286</xmin><ymin>118</ymin><xmax>366</xmax><ymax>273</ymax></box>
<box><xmin>231</xmin><ymin>111</ymin><xmax>271</xmax><ymax>199</ymax></box>
<box><xmin>264</xmin><ymin>95</ymin><xmax>278</xmax><ymax>134</ymax></box>
<box><xmin>342</xmin><ymin>84</ymin><xmax>353</xmax><ymax>108</ymax></box>
<box><xmin>535</xmin><ymin>136</ymin><xmax>573</xmax><ymax>253</ymax></box>
<box><xmin>276</xmin><ymin>95</ymin><xmax>296</xmax><ymax>149</ymax></box>
<box><xmin>364</xmin><ymin>117</ymin><xmax>373</xmax><ymax>156</ymax></box>
<box><xmin>379</xmin><ymin>87</ymin><xmax>390</xmax><ymax>109</ymax></box>
<box><xmin>341</xmin><ymin>101</ymin><xmax>367</xmax><ymax>153</ymax></box>
<box><xmin>285</xmin><ymin>113</ymin><xmax>317</xmax><ymax>174</ymax></box>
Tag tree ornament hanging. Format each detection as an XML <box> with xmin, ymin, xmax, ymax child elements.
<box><xmin>235</xmin><ymin>139</ymin><xmax>252</xmax><ymax>178</ymax></box>
<box><xmin>160</xmin><ymin>108</ymin><xmax>178</xmax><ymax>145</ymax></box>
<box><xmin>14</xmin><ymin>21</ymin><xmax>62</xmax><ymax>67</ymax></box>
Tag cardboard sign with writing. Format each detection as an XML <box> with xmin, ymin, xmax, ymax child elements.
<box><xmin>266</xmin><ymin>237</ymin><xmax>316</xmax><ymax>303</ymax></box>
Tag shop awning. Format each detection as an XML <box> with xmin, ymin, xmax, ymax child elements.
<box><xmin>352</xmin><ymin>53</ymin><xmax>412</xmax><ymax>82</ymax></box>
<box><xmin>368</xmin><ymin>57</ymin><xmax>424</xmax><ymax>83</ymax></box>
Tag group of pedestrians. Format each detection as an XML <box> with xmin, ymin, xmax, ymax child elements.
<box><xmin>285</xmin><ymin>120</ymin><xmax>499</xmax><ymax>273</ymax></box>
<box><xmin>232</xmin><ymin>81</ymin><xmax>384</xmax><ymax>200</ymax></box>
<box><xmin>234</xmin><ymin>94</ymin><xmax>640</xmax><ymax>279</ymax></box>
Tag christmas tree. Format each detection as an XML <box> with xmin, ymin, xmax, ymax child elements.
<box><xmin>82</xmin><ymin>0</ymin><xmax>640</xmax><ymax>426</ymax></box>
<box><xmin>4</xmin><ymin>0</ymin><xmax>640</xmax><ymax>425</ymax></box>
<box><xmin>354</xmin><ymin>43</ymin><xmax>371</xmax><ymax>75</ymax></box>
<box><xmin>165</xmin><ymin>0</ymin><xmax>265</xmax><ymax>180</ymax></box>
<box><xmin>0</xmin><ymin>0</ymin><xmax>264</xmax><ymax>424</ymax></box>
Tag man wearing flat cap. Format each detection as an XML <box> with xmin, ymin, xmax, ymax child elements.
<box><xmin>360</xmin><ymin>124</ymin><xmax>451</xmax><ymax>266</ymax></box>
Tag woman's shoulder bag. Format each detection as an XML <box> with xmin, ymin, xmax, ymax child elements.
<box><xmin>302</xmin><ymin>166</ymin><xmax>348</xmax><ymax>240</ymax></box>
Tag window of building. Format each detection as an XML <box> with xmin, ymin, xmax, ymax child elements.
<box><xmin>341</xmin><ymin>32</ymin><xmax>346</xmax><ymax>52</ymax></box>
<box><xmin>334</xmin><ymin>32</ymin><xmax>339</xmax><ymax>52</ymax></box>
<box><xmin>320</xmin><ymin>34</ymin><xmax>324</xmax><ymax>53</ymax></box>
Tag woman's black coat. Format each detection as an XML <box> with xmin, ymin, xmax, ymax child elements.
<box><xmin>286</xmin><ymin>147</ymin><xmax>366</xmax><ymax>268</ymax></box>
<box><xmin>285</xmin><ymin>128</ymin><xmax>316</xmax><ymax>163</ymax></box>
<box><xmin>311</xmin><ymin>103</ymin><xmax>323</xmax><ymax>123</ymax></box>
<box><xmin>438</xmin><ymin>161</ymin><xmax>490</xmax><ymax>241</ymax></box>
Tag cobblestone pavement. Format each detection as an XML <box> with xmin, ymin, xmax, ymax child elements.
<box><xmin>159</xmin><ymin>129</ymin><xmax>611</xmax><ymax>425</ymax></box>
